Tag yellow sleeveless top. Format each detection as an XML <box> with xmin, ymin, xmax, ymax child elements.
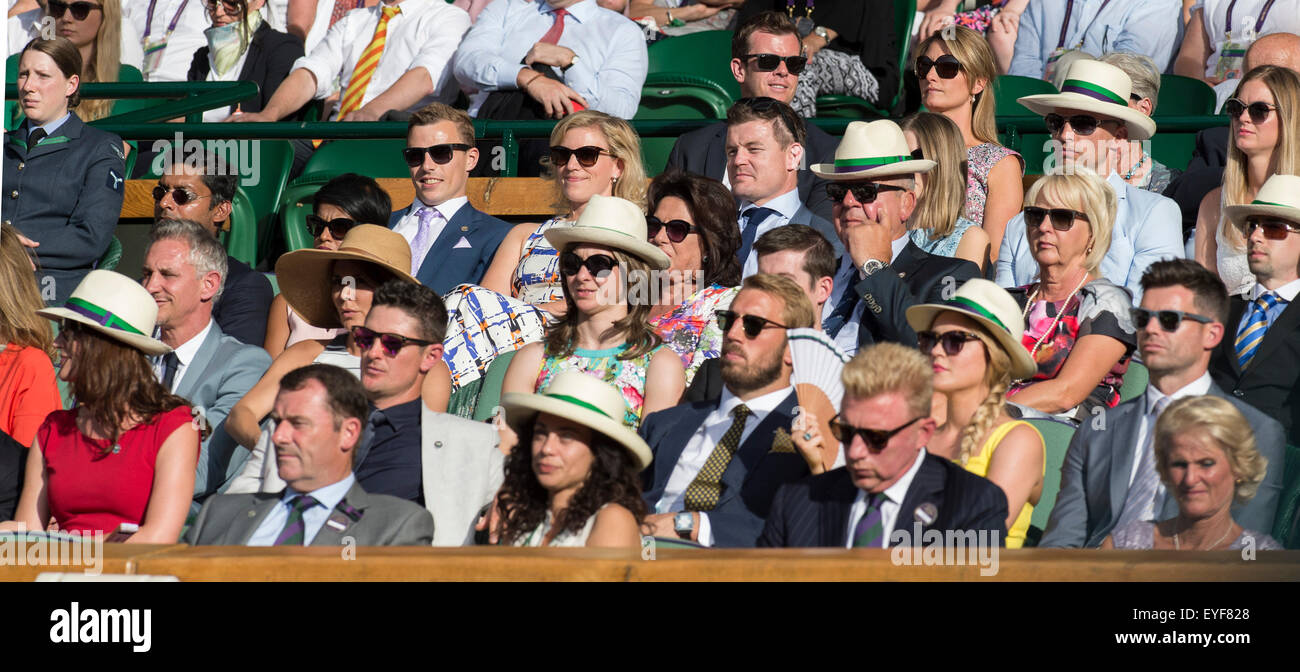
<box><xmin>961</xmin><ymin>420</ymin><xmax>1044</xmax><ymax>549</ymax></box>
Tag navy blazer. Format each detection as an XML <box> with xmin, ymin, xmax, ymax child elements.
<box><xmin>757</xmin><ymin>455</ymin><xmax>1009</xmax><ymax>548</ymax></box>
<box><xmin>388</xmin><ymin>202</ymin><xmax>512</xmax><ymax>295</ymax></box>
<box><xmin>2</xmin><ymin>113</ymin><xmax>125</xmax><ymax>304</ymax></box>
<box><xmin>212</xmin><ymin>257</ymin><xmax>274</xmax><ymax>347</ymax></box>
<box><xmin>639</xmin><ymin>391</ymin><xmax>810</xmax><ymax>548</ymax></box>
<box><xmin>1209</xmin><ymin>296</ymin><xmax>1300</xmax><ymax>445</ymax></box>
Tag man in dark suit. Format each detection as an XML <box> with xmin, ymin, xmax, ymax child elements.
<box><xmin>665</xmin><ymin>11</ymin><xmax>837</xmax><ymax>222</ymax></box>
<box><xmin>185</xmin><ymin>363</ymin><xmax>434</xmax><ymax>546</ymax></box>
<box><xmin>1042</xmin><ymin>259</ymin><xmax>1285</xmax><ymax>548</ymax></box>
<box><xmin>153</xmin><ymin>157</ymin><xmax>273</xmax><ymax>346</ymax></box>
<box><xmin>1209</xmin><ymin>175</ymin><xmax>1300</xmax><ymax>445</ymax></box>
<box><xmin>388</xmin><ymin>103</ymin><xmax>511</xmax><ymax>295</ymax></box>
<box><xmin>814</xmin><ymin>119</ymin><xmax>979</xmax><ymax>355</ymax></box>
<box><xmin>759</xmin><ymin>343</ymin><xmax>1007</xmax><ymax>548</ymax></box>
<box><xmin>640</xmin><ymin>274</ymin><xmax>816</xmax><ymax>547</ymax></box>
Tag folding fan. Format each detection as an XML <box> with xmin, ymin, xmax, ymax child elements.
<box><xmin>786</xmin><ymin>328</ymin><xmax>850</xmax><ymax>470</ymax></box>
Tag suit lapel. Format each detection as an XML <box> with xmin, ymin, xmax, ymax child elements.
<box><xmin>652</xmin><ymin>404</ymin><xmax>713</xmax><ymax>492</ymax></box>
<box><xmin>705</xmin><ymin>124</ymin><xmax>728</xmax><ymax>180</ymax></box>
<box><xmin>237</xmin><ymin>25</ymin><xmax>265</xmax><ymax>81</ymax></box>
<box><xmin>892</xmin><ymin>454</ymin><xmax>945</xmax><ymax>546</ymax></box>
<box><xmin>1105</xmin><ymin>401</ymin><xmax>1144</xmax><ymax>525</ymax></box>
<box><xmin>1221</xmin><ymin>297</ymin><xmax>1248</xmax><ymax>376</ymax></box>
<box><xmin>310</xmin><ymin>483</ymin><xmax>370</xmax><ymax>546</ymax></box>
<box><xmin>423</xmin><ymin>204</ymin><xmax>478</xmax><ymax>270</ymax></box>
<box><xmin>891</xmin><ymin>241</ymin><xmax>927</xmax><ymax>284</ymax></box>
<box><xmin>174</xmin><ymin>323</ymin><xmax>223</xmax><ymax>398</ymax></box>
<box><xmin>717</xmin><ymin>391</ymin><xmax>798</xmax><ymax>506</ymax></box>
<box><xmin>822</xmin><ymin>470</ymin><xmax>857</xmax><ymax>546</ymax></box>
<box><xmin>238</xmin><ymin>493</ymin><xmax>284</xmax><ymax>545</ymax></box>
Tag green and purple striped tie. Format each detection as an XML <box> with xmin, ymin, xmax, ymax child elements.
<box><xmin>273</xmin><ymin>495</ymin><xmax>320</xmax><ymax>546</ymax></box>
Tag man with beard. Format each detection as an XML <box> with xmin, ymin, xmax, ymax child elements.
<box><xmin>639</xmin><ymin>273</ymin><xmax>816</xmax><ymax>547</ymax></box>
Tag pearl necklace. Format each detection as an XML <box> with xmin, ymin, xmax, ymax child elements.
<box><xmin>1174</xmin><ymin>520</ymin><xmax>1236</xmax><ymax>551</ymax></box>
<box><xmin>1021</xmin><ymin>272</ymin><xmax>1089</xmax><ymax>360</ymax></box>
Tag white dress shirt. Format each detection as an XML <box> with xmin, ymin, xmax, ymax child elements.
<box><xmin>656</xmin><ymin>384</ymin><xmax>794</xmax><ymax>546</ymax></box>
<box><xmin>124</xmin><ymin>0</ymin><xmax>212</xmax><ymax>82</ymax></box>
<box><xmin>1131</xmin><ymin>372</ymin><xmax>1213</xmax><ymax>509</ymax></box>
<box><xmin>292</xmin><ymin>0</ymin><xmax>470</xmax><ymax>121</ymax></box>
<box><xmin>826</xmin><ymin>233</ymin><xmax>910</xmax><ymax>355</ymax></box>
<box><xmin>844</xmin><ymin>447</ymin><xmax>927</xmax><ymax>548</ymax></box>
<box><xmin>153</xmin><ymin>319</ymin><xmax>214</xmax><ymax>392</ymax></box>
<box><xmin>261</xmin><ymin>0</ymin><xmax>334</xmax><ymax>55</ymax></box>
<box><xmin>246</xmin><ymin>474</ymin><xmax>357</xmax><ymax>546</ymax></box>
<box><xmin>392</xmin><ymin>195</ymin><xmax>468</xmax><ymax>275</ymax></box>
<box><xmin>738</xmin><ymin>187</ymin><xmax>801</xmax><ymax>279</ymax></box>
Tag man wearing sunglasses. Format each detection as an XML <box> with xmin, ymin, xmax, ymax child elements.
<box><xmin>759</xmin><ymin>343</ymin><xmax>1007</xmax><ymax>549</ymax></box>
<box><xmin>1042</xmin><ymin>259</ymin><xmax>1285</xmax><ymax>548</ymax></box>
<box><xmin>665</xmin><ymin>11</ymin><xmax>838</xmax><ymax>222</ymax></box>
<box><xmin>1006</xmin><ymin>0</ymin><xmax>1182</xmax><ymax>80</ymax></box>
<box><xmin>152</xmin><ymin>157</ymin><xmax>273</xmax><ymax>347</ymax></box>
<box><xmin>997</xmin><ymin>60</ymin><xmax>1183</xmax><ymax>304</ymax></box>
<box><xmin>640</xmin><ymin>274</ymin><xmax>816</xmax><ymax>547</ymax></box>
<box><xmin>1209</xmin><ymin>174</ymin><xmax>1300</xmax><ymax>446</ymax></box>
<box><xmin>140</xmin><ymin>219</ymin><xmax>271</xmax><ymax>512</ymax></box>
<box><xmin>387</xmin><ymin>103</ymin><xmax>510</xmax><ymax>294</ymax></box>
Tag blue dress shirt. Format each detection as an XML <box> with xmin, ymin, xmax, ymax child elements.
<box><xmin>28</xmin><ymin>112</ymin><xmax>71</xmax><ymax>142</ymax></box>
<box><xmin>1008</xmin><ymin>0</ymin><xmax>1185</xmax><ymax>78</ymax></box>
<box><xmin>246</xmin><ymin>473</ymin><xmax>357</xmax><ymax>546</ymax></box>
<box><xmin>353</xmin><ymin>399</ymin><xmax>424</xmax><ymax>505</ymax></box>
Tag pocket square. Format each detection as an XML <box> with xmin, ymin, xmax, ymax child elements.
<box><xmin>770</xmin><ymin>427</ymin><xmax>796</xmax><ymax>454</ymax></box>
<box><xmin>453</xmin><ymin>236</ymin><xmax>473</xmax><ymax>249</ymax></box>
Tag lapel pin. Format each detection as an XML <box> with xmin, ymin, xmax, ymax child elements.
<box><xmin>325</xmin><ymin>517</ymin><xmax>348</xmax><ymax>532</ymax></box>
<box><xmin>461</xmin><ymin>225</ymin><xmax>469</xmax><ymax>232</ymax></box>
<box><xmin>913</xmin><ymin>502</ymin><xmax>937</xmax><ymax>525</ymax></box>
<box><xmin>247</xmin><ymin>510</ymin><xmax>256</xmax><ymax>518</ymax></box>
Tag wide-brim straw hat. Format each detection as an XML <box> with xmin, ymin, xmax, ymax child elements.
<box><xmin>810</xmin><ymin>119</ymin><xmax>936</xmax><ymax>181</ymax></box>
<box><xmin>501</xmin><ymin>369</ymin><xmax>652</xmax><ymax>470</ymax></box>
<box><xmin>274</xmin><ymin>224</ymin><xmax>418</xmax><ymax>329</ymax></box>
<box><xmin>1018</xmin><ymin>59</ymin><xmax>1157</xmax><ymax>141</ymax></box>
<box><xmin>905</xmin><ymin>278</ymin><xmax>1038</xmax><ymax>380</ymax></box>
<box><xmin>1224</xmin><ymin>174</ymin><xmax>1300</xmax><ymax>227</ymax></box>
<box><xmin>37</xmin><ymin>269</ymin><xmax>171</xmax><ymax>356</ymax></box>
<box><xmin>544</xmin><ymin>194</ymin><xmax>670</xmax><ymax>269</ymax></box>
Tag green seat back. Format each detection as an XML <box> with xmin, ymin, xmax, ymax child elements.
<box><xmin>815</xmin><ymin>94</ymin><xmax>888</xmax><ymax>120</ymax></box>
<box><xmin>1154</xmin><ymin>74</ymin><xmax>1217</xmax><ymax>115</ymax></box>
<box><xmin>472</xmin><ymin>349</ymin><xmax>519</xmax><ymax>423</ymax></box>
<box><xmin>635</xmin><ymin>76</ymin><xmax>734</xmax><ymax>175</ymax></box>
<box><xmin>277</xmin><ymin>175</ymin><xmax>336</xmax><ymax>258</ymax></box>
<box><xmin>96</xmin><ymin>236</ymin><xmax>122</xmax><ymax>271</ymax></box>
<box><xmin>646</xmin><ymin>30</ymin><xmax>740</xmax><ymax>101</ymax></box>
<box><xmin>300</xmin><ymin>139</ymin><xmax>410</xmax><ymax>180</ymax></box>
<box><xmin>1024</xmin><ymin>417</ymin><xmax>1077</xmax><ymax>546</ymax></box>
<box><xmin>1119</xmin><ymin>361</ymin><xmax>1148</xmax><ymax>404</ymax></box>
<box><xmin>447</xmin><ymin>378</ymin><xmax>485</xmax><ymax>420</ymax></box>
<box><xmin>223</xmin><ymin>187</ymin><xmax>259</xmax><ymax>266</ymax></box>
<box><xmin>1274</xmin><ymin>444</ymin><xmax>1300</xmax><ymax>548</ymax></box>
<box><xmin>993</xmin><ymin>75</ymin><xmax>1057</xmax><ymax>117</ymax></box>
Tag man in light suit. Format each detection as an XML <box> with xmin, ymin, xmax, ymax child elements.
<box><xmin>388</xmin><ymin>103</ymin><xmax>511</xmax><ymax>295</ymax></box>
<box><xmin>640</xmin><ymin>274</ymin><xmax>815</xmax><ymax>547</ymax></box>
<box><xmin>186</xmin><ymin>364</ymin><xmax>434</xmax><ymax>546</ymax></box>
<box><xmin>664</xmin><ymin>11</ymin><xmax>838</xmax><ymax>222</ymax></box>
<box><xmin>759</xmin><ymin>343</ymin><xmax>1007</xmax><ymax>548</ymax></box>
<box><xmin>1041</xmin><ymin>259</ymin><xmax>1285</xmax><ymax>548</ymax></box>
<box><xmin>141</xmin><ymin>219</ymin><xmax>271</xmax><ymax>511</ymax></box>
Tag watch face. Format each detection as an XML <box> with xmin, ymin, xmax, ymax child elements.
<box><xmin>674</xmin><ymin>512</ymin><xmax>692</xmax><ymax>530</ymax></box>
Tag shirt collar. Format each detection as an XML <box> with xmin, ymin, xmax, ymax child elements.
<box><xmin>890</xmin><ymin>232</ymin><xmax>909</xmax><ymax>263</ymax></box>
<box><xmin>541</xmin><ymin>0</ymin><xmax>593</xmax><ymax>22</ymax></box>
<box><xmin>740</xmin><ymin>187</ymin><xmax>801</xmax><ymax>221</ymax></box>
<box><xmin>1251</xmin><ymin>277</ymin><xmax>1300</xmax><ymax>303</ymax></box>
<box><xmin>31</xmin><ymin>112</ymin><xmax>71</xmax><ymax>139</ymax></box>
<box><xmin>170</xmin><ymin>319</ymin><xmax>214</xmax><ymax>367</ymax></box>
<box><xmin>716</xmin><ymin>384</ymin><xmax>794</xmax><ymax>423</ymax></box>
<box><xmin>1144</xmin><ymin>371</ymin><xmax>1212</xmax><ymax>415</ymax></box>
<box><xmin>857</xmin><ymin>447</ymin><xmax>927</xmax><ymax>506</ymax></box>
<box><xmin>421</xmin><ymin>195</ymin><xmax>468</xmax><ymax>222</ymax></box>
<box><xmin>283</xmin><ymin>473</ymin><xmax>356</xmax><ymax>512</ymax></box>
<box><xmin>1105</xmin><ymin>171</ymin><xmax>1130</xmax><ymax>201</ymax></box>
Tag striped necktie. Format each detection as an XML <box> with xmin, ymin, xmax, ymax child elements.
<box><xmin>851</xmin><ymin>493</ymin><xmax>887</xmax><ymax>548</ymax></box>
<box><xmin>1234</xmin><ymin>292</ymin><xmax>1279</xmax><ymax>369</ymax></box>
<box><xmin>337</xmin><ymin>5</ymin><xmax>400</xmax><ymax>118</ymax></box>
<box><xmin>273</xmin><ymin>495</ymin><xmax>321</xmax><ymax>546</ymax></box>
<box><xmin>683</xmin><ymin>404</ymin><xmax>752</xmax><ymax>511</ymax></box>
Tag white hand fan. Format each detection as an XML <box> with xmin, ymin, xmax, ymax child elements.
<box><xmin>787</xmin><ymin>328</ymin><xmax>851</xmax><ymax>471</ymax></box>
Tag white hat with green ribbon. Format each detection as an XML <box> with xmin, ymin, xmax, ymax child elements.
<box><xmin>810</xmin><ymin>119</ymin><xmax>936</xmax><ymax>181</ymax></box>
<box><xmin>37</xmin><ymin>269</ymin><xmax>171</xmax><ymax>356</ymax></box>
<box><xmin>1018</xmin><ymin>59</ymin><xmax>1157</xmax><ymax>141</ymax></box>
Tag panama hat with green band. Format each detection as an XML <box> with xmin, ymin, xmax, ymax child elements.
<box><xmin>810</xmin><ymin>119</ymin><xmax>936</xmax><ymax>181</ymax></box>
<box><xmin>1018</xmin><ymin>59</ymin><xmax>1157</xmax><ymax>142</ymax></box>
<box><xmin>1224</xmin><ymin>174</ymin><xmax>1300</xmax><ymax>227</ymax></box>
<box><xmin>500</xmin><ymin>369</ymin><xmax>652</xmax><ymax>470</ymax></box>
<box><xmin>905</xmin><ymin>278</ymin><xmax>1038</xmax><ymax>380</ymax></box>
<box><xmin>37</xmin><ymin>269</ymin><xmax>171</xmax><ymax>356</ymax></box>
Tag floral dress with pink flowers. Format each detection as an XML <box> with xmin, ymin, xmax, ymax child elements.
<box><xmin>966</xmin><ymin>143</ymin><xmax>1023</xmax><ymax>227</ymax></box>
<box><xmin>535</xmin><ymin>344</ymin><xmax>667</xmax><ymax>428</ymax></box>
<box><xmin>649</xmin><ymin>283</ymin><xmax>738</xmax><ymax>388</ymax></box>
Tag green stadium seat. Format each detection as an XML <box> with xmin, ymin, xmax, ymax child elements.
<box><xmin>299</xmin><ymin>139</ymin><xmax>411</xmax><ymax>180</ymax></box>
<box><xmin>472</xmin><ymin>349</ymin><xmax>519</xmax><ymax>423</ymax></box>
<box><xmin>1274</xmin><ymin>444</ymin><xmax>1300</xmax><ymax>548</ymax></box>
<box><xmin>814</xmin><ymin>94</ymin><xmax>888</xmax><ymax>120</ymax></box>
<box><xmin>994</xmin><ymin>76</ymin><xmax>1057</xmax><ymax>175</ymax></box>
<box><xmin>96</xmin><ymin>236</ymin><xmax>122</xmax><ymax>271</ymax></box>
<box><xmin>1155</xmin><ymin>75</ymin><xmax>1217</xmax><ymax>115</ymax></box>
<box><xmin>646</xmin><ymin>30</ymin><xmax>740</xmax><ymax>101</ymax></box>
<box><xmin>635</xmin><ymin>76</ymin><xmax>733</xmax><ymax>175</ymax></box>
<box><xmin>1119</xmin><ymin>361</ymin><xmax>1148</xmax><ymax>404</ymax></box>
<box><xmin>223</xmin><ymin>187</ymin><xmax>259</xmax><ymax>266</ymax></box>
<box><xmin>1024</xmin><ymin>417</ymin><xmax>1077</xmax><ymax>547</ymax></box>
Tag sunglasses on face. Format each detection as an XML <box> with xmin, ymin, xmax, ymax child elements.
<box><xmin>825</xmin><ymin>182</ymin><xmax>908</xmax><ymax>204</ymax></box>
<box><xmin>1130</xmin><ymin>308</ymin><xmax>1214</xmax><ymax>332</ymax></box>
<box><xmin>646</xmin><ymin>215</ymin><xmax>697</xmax><ymax>243</ymax></box>
<box><xmin>917</xmin><ymin>330</ymin><xmax>984</xmax><ymax>357</ymax></box>
<box><xmin>306</xmin><ymin>214</ymin><xmax>357</xmax><ymax>240</ymax></box>
<box><xmin>47</xmin><ymin>0</ymin><xmax>102</xmax><ymax>20</ymax></box>
<box><xmin>152</xmin><ymin>185</ymin><xmax>210</xmax><ymax>206</ymax></box>
<box><xmin>1225</xmin><ymin>98</ymin><xmax>1278</xmax><ymax>124</ymax></box>
<box><xmin>743</xmin><ymin>53</ymin><xmax>808</xmax><ymax>75</ymax></box>
<box><xmin>351</xmin><ymin>325</ymin><xmax>433</xmax><ymax>357</ymax></box>
<box><xmin>559</xmin><ymin>251</ymin><xmax>617</xmax><ymax>278</ymax></box>
<box><xmin>549</xmin><ymin>145</ymin><xmax>611</xmax><ymax>168</ymax></box>
<box><xmin>1023</xmin><ymin>206</ymin><xmax>1088</xmax><ymax>231</ymax></box>
<box><xmin>1044</xmin><ymin>113</ymin><xmax>1119</xmax><ymax>136</ymax></box>
<box><xmin>829</xmin><ymin>414</ymin><xmax>922</xmax><ymax>452</ymax></box>
<box><xmin>203</xmin><ymin>0</ymin><xmax>241</xmax><ymax>12</ymax></box>
<box><xmin>1237</xmin><ymin>216</ymin><xmax>1300</xmax><ymax>240</ymax></box>
<box><xmin>402</xmin><ymin>143</ymin><xmax>472</xmax><ymax>167</ymax></box>
<box><xmin>715</xmin><ymin>310</ymin><xmax>789</xmax><ymax>339</ymax></box>
<box><xmin>916</xmin><ymin>55</ymin><xmax>961</xmax><ymax>79</ymax></box>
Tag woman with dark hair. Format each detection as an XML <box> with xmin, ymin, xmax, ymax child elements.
<box><xmin>0</xmin><ymin>271</ymin><xmax>197</xmax><ymax>542</ymax></box>
<box><xmin>264</xmin><ymin>173</ymin><xmax>393</xmax><ymax>357</ymax></box>
<box><xmin>188</xmin><ymin>0</ymin><xmax>304</xmax><ymax>123</ymax></box>
<box><xmin>0</xmin><ymin>222</ymin><xmax>60</xmax><ymax>449</ymax></box>
<box><xmin>645</xmin><ymin>171</ymin><xmax>743</xmax><ymax>387</ymax></box>
<box><xmin>497</xmin><ymin>370</ymin><xmax>648</xmax><ymax>548</ymax></box>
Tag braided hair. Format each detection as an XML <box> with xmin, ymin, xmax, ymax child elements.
<box><xmin>955</xmin><ymin>325</ymin><xmax>1013</xmax><ymax>466</ymax></box>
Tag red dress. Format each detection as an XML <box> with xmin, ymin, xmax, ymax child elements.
<box><xmin>0</xmin><ymin>344</ymin><xmax>61</xmax><ymax>448</ymax></box>
<box><xmin>37</xmin><ymin>405</ymin><xmax>193</xmax><ymax>535</ymax></box>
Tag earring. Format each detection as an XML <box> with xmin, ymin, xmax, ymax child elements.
<box><xmin>612</xmin><ymin>176</ymin><xmax>620</xmax><ymax>187</ymax></box>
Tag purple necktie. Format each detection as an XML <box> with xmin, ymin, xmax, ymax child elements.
<box><xmin>273</xmin><ymin>495</ymin><xmax>320</xmax><ymax>546</ymax></box>
<box><xmin>852</xmin><ymin>493</ymin><xmax>887</xmax><ymax>548</ymax></box>
<box><xmin>410</xmin><ymin>206</ymin><xmax>442</xmax><ymax>274</ymax></box>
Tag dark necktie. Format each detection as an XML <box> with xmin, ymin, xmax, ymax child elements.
<box><xmin>852</xmin><ymin>493</ymin><xmax>887</xmax><ymax>548</ymax></box>
<box><xmin>683</xmin><ymin>404</ymin><xmax>752</xmax><ymax>511</ymax></box>
<box><xmin>737</xmin><ymin>207</ymin><xmax>776</xmax><ymax>264</ymax></box>
<box><xmin>273</xmin><ymin>495</ymin><xmax>321</xmax><ymax>546</ymax></box>
<box><xmin>160</xmin><ymin>352</ymin><xmax>180</xmax><ymax>391</ymax></box>
<box><xmin>823</xmin><ymin>265</ymin><xmax>861</xmax><ymax>336</ymax></box>
<box><xmin>26</xmin><ymin>127</ymin><xmax>46</xmax><ymax>151</ymax></box>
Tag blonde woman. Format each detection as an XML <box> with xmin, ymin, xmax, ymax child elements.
<box><xmin>48</xmin><ymin>0</ymin><xmax>130</xmax><ymax>122</ymax></box>
<box><xmin>901</xmin><ymin>112</ymin><xmax>991</xmax><ymax>270</ymax></box>
<box><xmin>1195</xmin><ymin>65</ymin><xmax>1300</xmax><ymax>297</ymax></box>
<box><xmin>913</xmin><ymin>25</ymin><xmax>1024</xmax><ymax>262</ymax></box>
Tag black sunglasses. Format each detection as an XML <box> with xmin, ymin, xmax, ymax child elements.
<box><xmin>715</xmin><ymin>310</ymin><xmax>788</xmax><ymax>339</ymax></box>
<box><xmin>402</xmin><ymin>143</ymin><xmax>471</xmax><ymax>167</ymax></box>
<box><xmin>559</xmin><ymin>251</ymin><xmax>617</xmax><ymax>278</ymax></box>
<box><xmin>351</xmin><ymin>325</ymin><xmax>433</xmax><ymax>358</ymax></box>
<box><xmin>152</xmin><ymin>185</ymin><xmax>209</xmax><ymax>206</ymax></box>
<box><xmin>646</xmin><ymin>215</ymin><xmax>697</xmax><ymax>243</ymax></box>
<box><xmin>743</xmin><ymin>53</ymin><xmax>808</xmax><ymax>75</ymax></box>
<box><xmin>917</xmin><ymin>330</ymin><xmax>984</xmax><ymax>356</ymax></box>
<box><xmin>306</xmin><ymin>214</ymin><xmax>357</xmax><ymax>240</ymax></box>
<box><xmin>1130</xmin><ymin>308</ymin><xmax>1214</xmax><ymax>332</ymax></box>
<box><xmin>1225</xmin><ymin>98</ymin><xmax>1278</xmax><ymax>124</ymax></box>
<box><xmin>826</xmin><ymin>182</ymin><xmax>908</xmax><ymax>204</ymax></box>
<box><xmin>549</xmin><ymin>145</ymin><xmax>611</xmax><ymax>168</ymax></box>
<box><xmin>916</xmin><ymin>55</ymin><xmax>961</xmax><ymax>79</ymax></box>
<box><xmin>829</xmin><ymin>414</ymin><xmax>923</xmax><ymax>452</ymax></box>
<box><xmin>1044</xmin><ymin>113</ymin><xmax>1120</xmax><ymax>136</ymax></box>
<box><xmin>203</xmin><ymin>0</ymin><xmax>241</xmax><ymax>12</ymax></box>
<box><xmin>1237</xmin><ymin>216</ymin><xmax>1300</xmax><ymax>240</ymax></box>
<box><xmin>47</xmin><ymin>0</ymin><xmax>102</xmax><ymax>20</ymax></box>
<box><xmin>1023</xmin><ymin>206</ymin><xmax>1088</xmax><ymax>231</ymax></box>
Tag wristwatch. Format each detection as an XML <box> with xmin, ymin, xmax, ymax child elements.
<box><xmin>859</xmin><ymin>258</ymin><xmax>886</xmax><ymax>277</ymax></box>
<box><xmin>674</xmin><ymin>511</ymin><xmax>695</xmax><ymax>540</ymax></box>
<box><xmin>813</xmin><ymin>26</ymin><xmax>831</xmax><ymax>44</ymax></box>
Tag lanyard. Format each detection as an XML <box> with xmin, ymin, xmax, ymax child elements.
<box><xmin>1057</xmin><ymin>0</ymin><xmax>1114</xmax><ymax>49</ymax></box>
<box><xmin>1224</xmin><ymin>0</ymin><xmax>1277</xmax><ymax>34</ymax></box>
<box><xmin>142</xmin><ymin>0</ymin><xmax>191</xmax><ymax>42</ymax></box>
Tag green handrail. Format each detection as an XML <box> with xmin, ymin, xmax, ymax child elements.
<box><xmin>5</xmin><ymin>81</ymin><xmax>260</xmax><ymax>124</ymax></box>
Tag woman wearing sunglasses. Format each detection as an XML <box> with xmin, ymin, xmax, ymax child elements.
<box><xmin>918</xmin><ymin>0</ymin><xmax>1029</xmax><ymax>74</ymax></box>
<box><xmin>900</xmin><ymin>112</ymin><xmax>991</xmax><ymax>271</ymax></box>
<box><xmin>1008</xmin><ymin>172</ymin><xmax>1137</xmax><ymax>421</ymax></box>
<box><xmin>187</xmin><ymin>0</ymin><xmax>304</xmax><ymax>123</ymax></box>
<box><xmin>912</xmin><ymin>26</ymin><xmax>1023</xmax><ymax>264</ymax></box>
<box><xmin>263</xmin><ymin>173</ymin><xmax>391</xmax><ymax>358</ymax></box>
<box><xmin>1194</xmin><ymin>65</ymin><xmax>1300</xmax><ymax>297</ymax></box>
<box><xmin>645</xmin><ymin>171</ymin><xmax>742</xmax><ymax>387</ymax></box>
<box><xmin>502</xmin><ymin>195</ymin><xmax>684</xmax><ymax>433</ymax></box>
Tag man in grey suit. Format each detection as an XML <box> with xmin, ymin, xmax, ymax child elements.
<box><xmin>185</xmin><ymin>364</ymin><xmax>434</xmax><ymax>546</ymax></box>
<box><xmin>141</xmin><ymin>219</ymin><xmax>271</xmax><ymax>511</ymax></box>
<box><xmin>1041</xmin><ymin>260</ymin><xmax>1285</xmax><ymax>548</ymax></box>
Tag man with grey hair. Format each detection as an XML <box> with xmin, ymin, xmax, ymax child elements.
<box><xmin>142</xmin><ymin>219</ymin><xmax>272</xmax><ymax>511</ymax></box>
<box><xmin>1099</xmin><ymin>52</ymin><xmax>1179</xmax><ymax>195</ymax></box>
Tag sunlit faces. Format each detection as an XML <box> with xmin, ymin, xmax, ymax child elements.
<box><xmin>530</xmin><ymin>412</ymin><xmax>596</xmax><ymax>496</ymax></box>
<box><xmin>1025</xmin><ymin>193</ymin><xmax>1092</xmax><ymax>269</ymax></box>
<box><xmin>563</xmin><ymin>244</ymin><xmax>623</xmax><ymax>314</ymax></box>
<box><xmin>155</xmin><ymin>166</ymin><xmax>227</xmax><ymax>236</ymax></box>
<box><xmin>726</xmin><ymin>119</ymin><xmax>801</xmax><ymax>205</ymax></box>
<box><xmin>649</xmin><ymin>196</ymin><xmax>702</xmax><ymax>275</ymax></box>
<box><xmin>1164</xmin><ymin>430</ymin><xmax>1237</xmax><ymax>521</ymax></box>
<box><xmin>207</xmin><ymin>0</ymin><xmax>242</xmax><ymax>27</ymax></box>
<box><xmin>1048</xmin><ymin>106</ymin><xmax>1125</xmax><ymax>173</ymax></box>
<box><xmin>407</xmin><ymin>120</ymin><xmax>477</xmax><ymax>208</ymax></box>
<box><xmin>841</xmin><ymin>391</ymin><xmax>931</xmax><ymax>494</ymax></box>
<box><xmin>16</xmin><ymin>49</ymin><xmax>77</xmax><ymax>127</ymax></box>
<box><xmin>1243</xmin><ymin>211</ymin><xmax>1300</xmax><ymax>282</ymax></box>
<box><xmin>718</xmin><ymin>288</ymin><xmax>787</xmax><ymax>394</ymax></box>
<box><xmin>917</xmin><ymin>40</ymin><xmax>981</xmax><ymax>114</ymax></box>
<box><xmin>331</xmin><ymin>260</ymin><xmax>381</xmax><ymax>329</ymax></box>
<box><xmin>142</xmin><ymin>238</ymin><xmax>217</xmax><ymax>330</ymax></box>
<box><xmin>924</xmin><ymin>313</ymin><xmax>989</xmax><ymax>393</ymax></box>
<box><xmin>312</xmin><ymin>202</ymin><xmax>351</xmax><ymax>251</ymax></box>
<box><xmin>733</xmin><ymin>30</ymin><xmax>803</xmax><ymax>103</ymax></box>
<box><xmin>830</xmin><ymin>178</ymin><xmax>913</xmax><ymax>239</ymax></box>
<box><xmin>1231</xmin><ymin>78</ymin><xmax>1280</xmax><ymax>156</ymax></box>
<box><xmin>52</xmin><ymin>322</ymin><xmax>84</xmax><ymax>383</ymax></box>
<box><xmin>1136</xmin><ymin>286</ymin><xmax>1221</xmax><ymax>377</ymax></box>
<box><xmin>271</xmin><ymin>379</ymin><xmax>361</xmax><ymax>492</ymax></box>
<box><xmin>556</xmin><ymin>126</ymin><xmax>622</xmax><ymax>206</ymax></box>
<box><xmin>359</xmin><ymin>304</ymin><xmax>437</xmax><ymax>403</ymax></box>
<box><xmin>53</xmin><ymin>0</ymin><xmax>102</xmax><ymax>48</ymax></box>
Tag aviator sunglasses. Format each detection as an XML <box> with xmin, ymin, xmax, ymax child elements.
<box><xmin>1236</xmin><ymin>216</ymin><xmax>1300</xmax><ymax>240</ymax></box>
<box><xmin>715</xmin><ymin>310</ymin><xmax>788</xmax><ymax>339</ymax></box>
<box><xmin>152</xmin><ymin>185</ymin><xmax>209</xmax><ymax>206</ymax></box>
<box><xmin>916</xmin><ymin>55</ymin><xmax>961</xmax><ymax>79</ymax></box>
<box><xmin>559</xmin><ymin>251</ymin><xmax>617</xmax><ymax>278</ymax></box>
<box><xmin>402</xmin><ymin>143</ymin><xmax>472</xmax><ymax>167</ymax></box>
<box><xmin>351</xmin><ymin>326</ymin><xmax>433</xmax><ymax>357</ymax></box>
<box><xmin>1224</xmin><ymin>98</ymin><xmax>1278</xmax><ymax>124</ymax></box>
<box><xmin>646</xmin><ymin>215</ymin><xmax>697</xmax><ymax>243</ymax></box>
<box><xmin>828</xmin><ymin>414</ymin><xmax>923</xmax><ymax>452</ymax></box>
<box><xmin>1023</xmin><ymin>206</ymin><xmax>1088</xmax><ymax>231</ymax></box>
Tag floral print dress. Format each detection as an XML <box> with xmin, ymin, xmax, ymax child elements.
<box><xmin>649</xmin><ymin>284</ymin><xmax>738</xmax><ymax>388</ymax></box>
<box><xmin>535</xmin><ymin>343</ymin><xmax>667</xmax><ymax>428</ymax></box>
